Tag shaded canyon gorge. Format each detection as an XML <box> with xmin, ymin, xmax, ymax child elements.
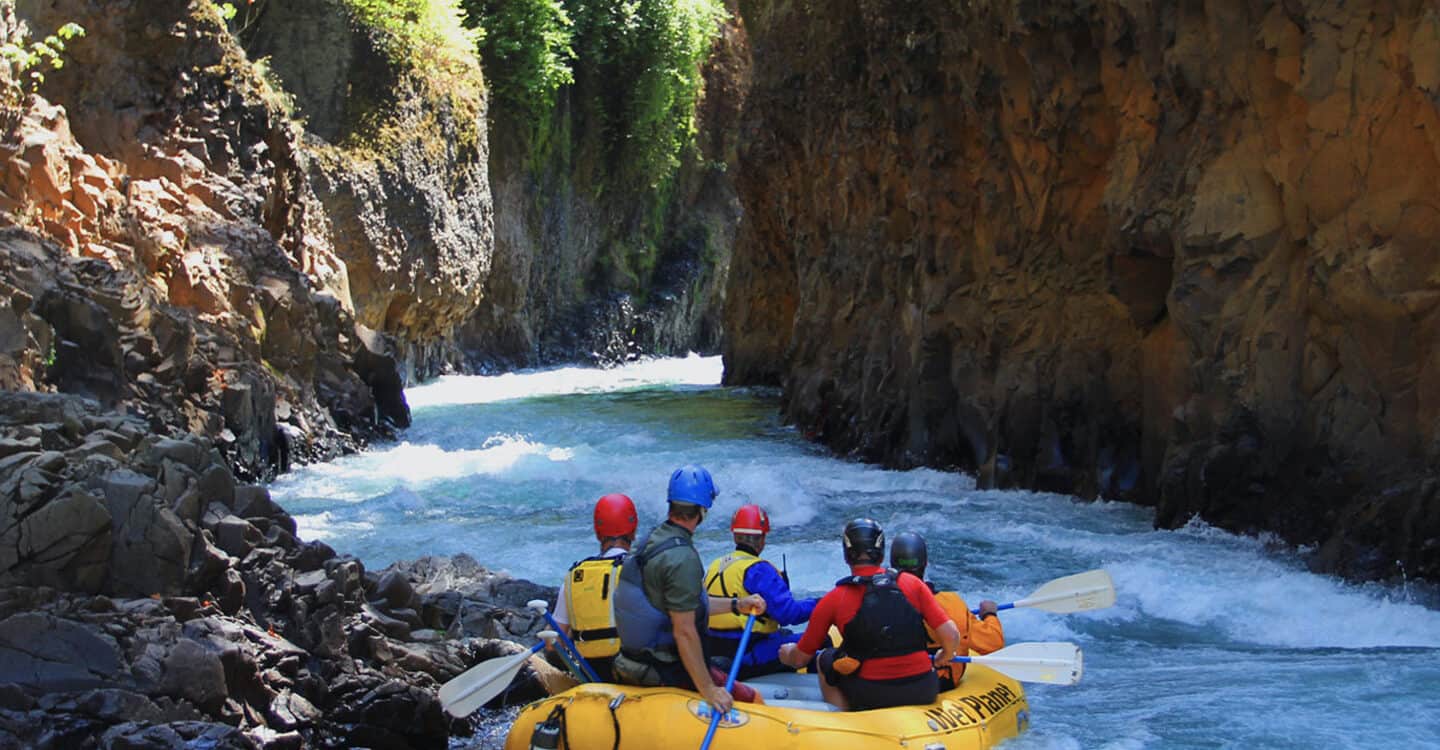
<box><xmin>0</xmin><ymin>0</ymin><xmax>1437</xmax><ymax>744</ymax></box>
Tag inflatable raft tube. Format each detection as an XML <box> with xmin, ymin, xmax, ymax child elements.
<box><xmin>502</xmin><ymin>664</ymin><xmax>1030</xmax><ymax>749</ymax></box>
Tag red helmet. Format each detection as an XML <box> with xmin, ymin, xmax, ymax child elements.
<box><xmin>730</xmin><ymin>504</ymin><xmax>771</xmax><ymax>535</ymax></box>
<box><xmin>594</xmin><ymin>493</ymin><xmax>638</xmax><ymax>538</ymax></box>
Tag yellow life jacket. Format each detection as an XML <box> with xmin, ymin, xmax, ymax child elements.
<box><xmin>704</xmin><ymin>550</ymin><xmax>779</xmax><ymax>634</ymax></box>
<box><xmin>565</xmin><ymin>554</ymin><xmax>625</xmax><ymax>659</ymax></box>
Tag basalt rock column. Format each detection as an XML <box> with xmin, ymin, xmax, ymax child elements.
<box><xmin>725</xmin><ymin>0</ymin><xmax>1440</xmax><ymax>581</ymax></box>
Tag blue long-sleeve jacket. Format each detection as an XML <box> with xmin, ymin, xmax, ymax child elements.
<box><xmin>743</xmin><ymin>560</ymin><xmax>817</xmax><ymax>627</ymax></box>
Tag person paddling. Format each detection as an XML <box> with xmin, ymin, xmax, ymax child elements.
<box><xmin>704</xmin><ymin>504</ymin><xmax>818</xmax><ymax>678</ymax></box>
<box><xmin>890</xmin><ymin>531</ymin><xmax>1005</xmax><ymax>688</ymax></box>
<box><xmin>612</xmin><ymin>464</ymin><xmax>766</xmax><ymax>713</ymax></box>
<box><xmin>777</xmin><ymin>518</ymin><xmax>962</xmax><ymax>711</ymax></box>
<box><xmin>551</xmin><ymin>493</ymin><xmax>638</xmax><ymax>682</ymax></box>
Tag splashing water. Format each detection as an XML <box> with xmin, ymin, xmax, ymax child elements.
<box><xmin>271</xmin><ymin>355</ymin><xmax>1440</xmax><ymax>749</ymax></box>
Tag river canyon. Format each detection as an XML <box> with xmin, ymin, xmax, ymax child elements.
<box><xmin>0</xmin><ymin>0</ymin><xmax>1436</xmax><ymax>747</ymax></box>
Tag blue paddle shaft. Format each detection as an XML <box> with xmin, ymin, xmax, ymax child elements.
<box><xmin>970</xmin><ymin>602</ymin><xmax>1015</xmax><ymax>615</ymax></box>
<box><xmin>541</xmin><ymin>611</ymin><xmax>600</xmax><ymax>682</ymax></box>
<box><xmin>700</xmin><ymin>613</ymin><xmax>756</xmax><ymax>750</ymax></box>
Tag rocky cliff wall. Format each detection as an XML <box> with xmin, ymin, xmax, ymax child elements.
<box><xmin>0</xmin><ymin>391</ymin><xmax>563</xmax><ymax>747</ymax></box>
<box><xmin>726</xmin><ymin>0</ymin><xmax>1440</xmax><ymax>580</ymax></box>
<box><xmin>458</xmin><ymin>13</ymin><xmax>748</xmax><ymax>368</ymax></box>
<box><xmin>241</xmin><ymin>0</ymin><xmax>494</xmax><ymax>381</ymax></box>
<box><xmin>3</xmin><ymin>0</ymin><xmax>412</xmax><ymax>481</ymax></box>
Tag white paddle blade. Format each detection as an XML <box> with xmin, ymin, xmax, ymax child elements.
<box><xmin>1015</xmin><ymin>569</ymin><xmax>1116</xmax><ymax>614</ymax></box>
<box><xmin>527</xmin><ymin>599</ymin><xmax>550</xmax><ymax>614</ymax></box>
<box><xmin>439</xmin><ymin>644</ymin><xmax>540</xmax><ymax>718</ymax></box>
<box><xmin>968</xmin><ymin>642</ymin><xmax>1083</xmax><ymax>686</ymax></box>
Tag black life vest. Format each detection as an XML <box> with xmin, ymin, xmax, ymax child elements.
<box><xmin>835</xmin><ymin>570</ymin><xmax>929</xmax><ymax>661</ymax></box>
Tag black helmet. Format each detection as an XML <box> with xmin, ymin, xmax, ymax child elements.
<box><xmin>890</xmin><ymin>531</ymin><xmax>928</xmax><ymax>578</ymax></box>
<box><xmin>842</xmin><ymin>518</ymin><xmax>885</xmax><ymax>565</ymax></box>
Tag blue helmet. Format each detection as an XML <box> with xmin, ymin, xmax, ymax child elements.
<box><xmin>667</xmin><ymin>464</ymin><xmax>718</xmax><ymax>508</ymax></box>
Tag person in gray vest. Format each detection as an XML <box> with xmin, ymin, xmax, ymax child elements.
<box><xmin>612</xmin><ymin>464</ymin><xmax>766</xmax><ymax>714</ymax></box>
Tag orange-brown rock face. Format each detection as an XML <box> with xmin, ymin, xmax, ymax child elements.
<box><xmin>2</xmin><ymin>2</ymin><xmax>410</xmax><ymax>477</ymax></box>
<box><xmin>726</xmin><ymin>0</ymin><xmax>1440</xmax><ymax>580</ymax></box>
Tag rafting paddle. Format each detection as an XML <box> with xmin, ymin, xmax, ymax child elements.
<box><xmin>527</xmin><ymin>599</ymin><xmax>601</xmax><ymax>683</ymax></box>
<box><xmin>440</xmin><ymin>630</ymin><xmax>557</xmax><ymax>718</ymax></box>
<box><xmin>699</xmin><ymin>613</ymin><xmax>756</xmax><ymax>750</ymax></box>
<box><xmin>972</xmin><ymin>569</ymin><xmax>1116</xmax><ymax>615</ymax></box>
<box><xmin>952</xmin><ymin>641</ymin><xmax>1084</xmax><ymax>686</ymax></box>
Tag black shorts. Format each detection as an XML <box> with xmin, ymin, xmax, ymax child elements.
<box><xmin>818</xmin><ymin>648</ymin><xmax>939</xmax><ymax>711</ymax></box>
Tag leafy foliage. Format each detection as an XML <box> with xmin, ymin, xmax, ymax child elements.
<box><xmin>1</xmin><ymin>21</ymin><xmax>85</xmax><ymax>98</ymax></box>
<box><xmin>571</xmin><ymin>0</ymin><xmax>726</xmax><ymax>185</ymax></box>
<box><xmin>461</xmin><ymin>0</ymin><xmax>574</xmax><ymax>120</ymax></box>
<box><xmin>467</xmin><ymin>0</ymin><xmax>726</xmax><ymax>188</ymax></box>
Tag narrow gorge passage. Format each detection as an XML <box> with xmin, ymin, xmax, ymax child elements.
<box><xmin>270</xmin><ymin>357</ymin><xmax>1440</xmax><ymax>749</ymax></box>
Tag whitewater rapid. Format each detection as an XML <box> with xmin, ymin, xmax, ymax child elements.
<box><xmin>269</xmin><ymin>355</ymin><xmax>1440</xmax><ymax>748</ymax></box>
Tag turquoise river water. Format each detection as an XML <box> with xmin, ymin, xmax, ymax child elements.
<box><xmin>269</xmin><ymin>356</ymin><xmax>1440</xmax><ymax>749</ymax></box>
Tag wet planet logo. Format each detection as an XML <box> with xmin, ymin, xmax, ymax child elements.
<box><xmin>687</xmin><ymin>699</ymin><xmax>749</xmax><ymax>728</ymax></box>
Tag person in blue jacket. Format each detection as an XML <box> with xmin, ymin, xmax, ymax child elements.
<box><xmin>704</xmin><ymin>503</ymin><xmax>818</xmax><ymax>678</ymax></box>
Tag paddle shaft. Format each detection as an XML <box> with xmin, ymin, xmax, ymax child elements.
<box><xmin>539</xmin><ymin>611</ymin><xmax>600</xmax><ymax>682</ymax></box>
<box><xmin>700</xmin><ymin>614</ymin><xmax>756</xmax><ymax>750</ymax></box>
<box><xmin>952</xmin><ymin>653</ymin><xmax>1071</xmax><ymax>668</ymax></box>
<box><xmin>970</xmin><ymin>581</ymin><xmax>1113</xmax><ymax>614</ymax></box>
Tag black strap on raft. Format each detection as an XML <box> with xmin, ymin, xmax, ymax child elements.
<box><xmin>531</xmin><ymin>704</ymin><xmax>568</xmax><ymax>750</ymax></box>
<box><xmin>608</xmin><ymin>695</ymin><xmax>625</xmax><ymax>750</ymax></box>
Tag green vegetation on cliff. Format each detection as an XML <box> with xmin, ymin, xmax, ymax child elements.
<box><xmin>217</xmin><ymin>0</ymin><xmax>484</xmax><ymax>156</ymax></box>
<box><xmin>465</xmin><ymin>0</ymin><xmax>725</xmax><ymax>188</ymax></box>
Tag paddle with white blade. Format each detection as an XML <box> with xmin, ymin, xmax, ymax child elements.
<box><xmin>972</xmin><ymin>569</ymin><xmax>1116</xmax><ymax>615</ymax></box>
<box><xmin>953</xmin><ymin>641</ymin><xmax>1084</xmax><ymax>686</ymax></box>
<box><xmin>440</xmin><ymin>630</ymin><xmax>558</xmax><ymax>718</ymax></box>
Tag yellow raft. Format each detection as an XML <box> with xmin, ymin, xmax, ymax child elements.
<box><xmin>502</xmin><ymin>665</ymin><xmax>1030</xmax><ymax>749</ymax></box>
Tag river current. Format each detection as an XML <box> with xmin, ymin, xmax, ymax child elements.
<box><xmin>269</xmin><ymin>356</ymin><xmax>1440</xmax><ymax>749</ymax></box>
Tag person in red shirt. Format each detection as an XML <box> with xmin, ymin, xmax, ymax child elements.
<box><xmin>778</xmin><ymin>519</ymin><xmax>962</xmax><ymax>711</ymax></box>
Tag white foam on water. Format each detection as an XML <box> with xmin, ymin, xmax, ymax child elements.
<box><xmin>404</xmin><ymin>353</ymin><xmax>723</xmax><ymax>409</ymax></box>
<box><xmin>291</xmin><ymin>511</ymin><xmax>373</xmax><ymax>542</ymax></box>
<box><xmin>270</xmin><ymin>435</ymin><xmax>577</xmax><ymax>502</ymax></box>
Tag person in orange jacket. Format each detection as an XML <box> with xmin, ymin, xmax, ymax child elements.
<box><xmin>889</xmin><ymin>531</ymin><xmax>1004</xmax><ymax>689</ymax></box>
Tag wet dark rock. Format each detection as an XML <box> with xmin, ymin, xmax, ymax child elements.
<box><xmin>195</xmin><ymin>465</ymin><xmax>235</xmax><ymax>511</ymax></box>
<box><xmin>213</xmin><ymin>516</ymin><xmax>262</xmax><ymax>560</ymax></box>
<box><xmin>333</xmin><ymin>680</ymin><xmax>446</xmax><ymax>750</ymax></box>
<box><xmin>0</xmin><ymin>486</ymin><xmax>112</xmax><ymax>592</ymax></box>
<box><xmin>101</xmin><ymin>720</ymin><xmax>256</xmax><ymax>750</ymax></box>
<box><xmin>0</xmin><ymin>685</ymin><xmax>32</xmax><ymax>712</ymax></box>
<box><xmin>103</xmin><ymin>471</ymin><xmax>191</xmax><ymax>597</ymax></box>
<box><xmin>360</xmin><ymin>604</ymin><xmax>410</xmax><ymax>640</ymax></box>
<box><xmin>0</xmin><ymin>613</ymin><xmax>122</xmax><ymax>691</ymax></box>
<box><xmin>351</xmin><ymin>327</ymin><xmax>411</xmax><ymax>430</ymax></box>
<box><xmin>265</xmin><ymin>690</ymin><xmax>319</xmax><ymax>731</ymax></box>
<box><xmin>144</xmin><ymin>439</ymin><xmax>205</xmax><ymax>473</ymax></box>
<box><xmin>231</xmin><ymin>486</ymin><xmax>277</xmax><ymax>522</ymax></box>
<box><xmin>0</xmin><ymin>439</ymin><xmax>39</xmax><ymax>460</ymax></box>
<box><xmin>373</xmin><ymin>569</ymin><xmax>416</xmax><ymax>611</ymax></box>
